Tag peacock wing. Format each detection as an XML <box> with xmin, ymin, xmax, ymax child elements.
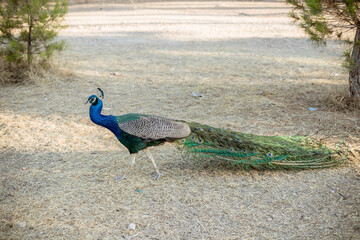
<box><xmin>118</xmin><ymin>115</ymin><xmax>191</xmax><ymax>140</ymax></box>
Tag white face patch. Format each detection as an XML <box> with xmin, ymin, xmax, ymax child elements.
<box><xmin>90</xmin><ymin>97</ymin><xmax>96</xmax><ymax>104</ymax></box>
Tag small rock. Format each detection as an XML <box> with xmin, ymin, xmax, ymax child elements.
<box><xmin>334</xmin><ymin>73</ymin><xmax>339</xmax><ymax>77</ymax></box>
<box><xmin>190</xmin><ymin>91</ymin><xmax>203</xmax><ymax>97</ymax></box>
<box><xmin>128</xmin><ymin>223</ymin><xmax>136</xmax><ymax>230</ymax></box>
<box><xmin>18</xmin><ymin>222</ymin><xmax>26</xmax><ymax>228</ymax></box>
<box><xmin>308</xmin><ymin>107</ymin><xmax>318</xmax><ymax>111</ymax></box>
<box><xmin>111</xmin><ymin>72</ymin><xmax>121</xmax><ymax>76</ymax></box>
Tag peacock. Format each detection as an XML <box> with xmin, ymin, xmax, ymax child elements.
<box><xmin>86</xmin><ymin>88</ymin><xmax>346</xmax><ymax>180</ymax></box>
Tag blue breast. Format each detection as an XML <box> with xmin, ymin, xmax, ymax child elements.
<box><xmin>89</xmin><ymin>99</ymin><xmax>153</xmax><ymax>154</ymax></box>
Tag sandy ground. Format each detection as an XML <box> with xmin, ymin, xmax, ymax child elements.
<box><xmin>1</xmin><ymin>1</ymin><xmax>360</xmax><ymax>239</ymax></box>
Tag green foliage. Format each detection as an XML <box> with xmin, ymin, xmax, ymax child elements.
<box><xmin>288</xmin><ymin>0</ymin><xmax>359</xmax><ymax>41</ymax></box>
<box><xmin>343</xmin><ymin>48</ymin><xmax>353</xmax><ymax>69</ymax></box>
<box><xmin>305</xmin><ymin>0</ymin><xmax>322</xmax><ymax>14</ymax></box>
<box><xmin>344</xmin><ymin>0</ymin><xmax>357</xmax><ymax>19</ymax></box>
<box><xmin>0</xmin><ymin>0</ymin><xmax>68</xmax><ymax>67</ymax></box>
<box><xmin>287</xmin><ymin>0</ymin><xmax>358</xmax><ymax>48</ymax></box>
<box><xmin>287</xmin><ymin>0</ymin><xmax>360</xmax><ymax>98</ymax></box>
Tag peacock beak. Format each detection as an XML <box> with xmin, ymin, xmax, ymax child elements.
<box><xmin>85</xmin><ymin>99</ymin><xmax>90</xmax><ymax>104</ymax></box>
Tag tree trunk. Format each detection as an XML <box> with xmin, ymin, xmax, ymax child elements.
<box><xmin>27</xmin><ymin>21</ymin><xmax>32</xmax><ymax>65</ymax></box>
<box><xmin>349</xmin><ymin>26</ymin><xmax>360</xmax><ymax>99</ymax></box>
<box><xmin>27</xmin><ymin>0</ymin><xmax>33</xmax><ymax>65</ymax></box>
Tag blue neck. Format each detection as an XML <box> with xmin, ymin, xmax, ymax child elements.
<box><xmin>89</xmin><ymin>100</ymin><xmax>122</xmax><ymax>138</ymax></box>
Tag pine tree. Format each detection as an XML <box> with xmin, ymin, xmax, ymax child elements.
<box><xmin>0</xmin><ymin>0</ymin><xmax>68</xmax><ymax>68</ymax></box>
<box><xmin>287</xmin><ymin>0</ymin><xmax>360</xmax><ymax>100</ymax></box>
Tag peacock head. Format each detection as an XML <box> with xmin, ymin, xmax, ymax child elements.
<box><xmin>86</xmin><ymin>95</ymin><xmax>100</xmax><ymax>105</ymax></box>
<box><xmin>85</xmin><ymin>88</ymin><xmax>104</xmax><ymax>106</ymax></box>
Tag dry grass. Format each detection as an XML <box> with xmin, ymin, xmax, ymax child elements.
<box><xmin>326</xmin><ymin>87</ymin><xmax>360</xmax><ymax>112</ymax></box>
<box><xmin>0</xmin><ymin>57</ymin><xmax>74</xmax><ymax>85</ymax></box>
<box><xmin>1</xmin><ymin>1</ymin><xmax>360</xmax><ymax>239</ymax></box>
<box><xmin>0</xmin><ymin>58</ymin><xmax>29</xmax><ymax>84</ymax></box>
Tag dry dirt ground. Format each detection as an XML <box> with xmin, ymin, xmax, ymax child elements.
<box><xmin>1</xmin><ymin>1</ymin><xmax>360</xmax><ymax>239</ymax></box>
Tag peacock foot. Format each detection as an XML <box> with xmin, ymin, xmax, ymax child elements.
<box><xmin>114</xmin><ymin>175</ymin><xmax>127</xmax><ymax>181</ymax></box>
<box><xmin>152</xmin><ymin>173</ymin><xmax>162</xmax><ymax>180</ymax></box>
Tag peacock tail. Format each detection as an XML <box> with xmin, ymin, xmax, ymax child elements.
<box><xmin>176</xmin><ymin>122</ymin><xmax>346</xmax><ymax>170</ymax></box>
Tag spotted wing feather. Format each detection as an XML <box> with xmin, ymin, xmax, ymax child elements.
<box><xmin>118</xmin><ymin>115</ymin><xmax>191</xmax><ymax>140</ymax></box>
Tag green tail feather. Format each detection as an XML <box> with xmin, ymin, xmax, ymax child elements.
<box><xmin>176</xmin><ymin>122</ymin><xmax>347</xmax><ymax>170</ymax></box>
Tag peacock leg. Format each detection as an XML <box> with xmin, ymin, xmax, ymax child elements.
<box><xmin>144</xmin><ymin>149</ymin><xmax>161</xmax><ymax>180</ymax></box>
<box><xmin>115</xmin><ymin>153</ymin><xmax>136</xmax><ymax>181</ymax></box>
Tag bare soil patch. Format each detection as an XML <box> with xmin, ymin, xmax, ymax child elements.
<box><xmin>1</xmin><ymin>1</ymin><xmax>359</xmax><ymax>239</ymax></box>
